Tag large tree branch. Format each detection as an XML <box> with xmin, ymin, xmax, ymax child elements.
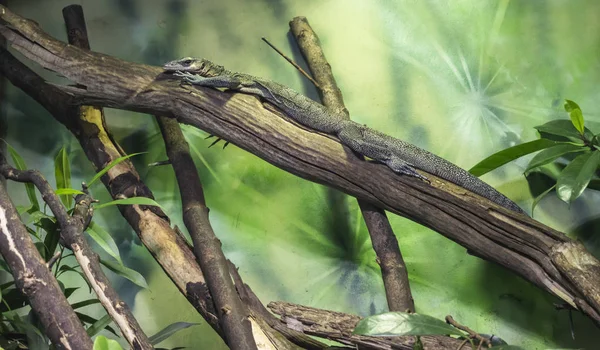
<box><xmin>0</xmin><ymin>6</ymin><xmax>599</xmax><ymax>327</ymax></box>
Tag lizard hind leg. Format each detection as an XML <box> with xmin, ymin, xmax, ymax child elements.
<box><xmin>387</xmin><ymin>157</ymin><xmax>429</xmax><ymax>183</ymax></box>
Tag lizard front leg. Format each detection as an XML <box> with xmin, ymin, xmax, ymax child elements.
<box><xmin>174</xmin><ymin>71</ymin><xmax>244</xmax><ymax>89</ymax></box>
<box><xmin>338</xmin><ymin>123</ymin><xmax>428</xmax><ymax>182</ymax></box>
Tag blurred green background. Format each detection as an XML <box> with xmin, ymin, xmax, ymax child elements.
<box><xmin>4</xmin><ymin>0</ymin><xmax>600</xmax><ymax>348</ymax></box>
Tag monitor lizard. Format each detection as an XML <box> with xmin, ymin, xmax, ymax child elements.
<box><xmin>163</xmin><ymin>57</ymin><xmax>526</xmax><ymax>214</ymax></box>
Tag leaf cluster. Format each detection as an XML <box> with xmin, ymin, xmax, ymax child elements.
<box><xmin>0</xmin><ymin>146</ymin><xmax>191</xmax><ymax>349</ymax></box>
<box><xmin>469</xmin><ymin>100</ymin><xmax>600</xmax><ymax>213</ymax></box>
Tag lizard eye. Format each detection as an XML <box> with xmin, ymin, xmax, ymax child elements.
<box><xmin>182</xmin><ymin>59</ymin><xmax>193</xmax><ymax>65</ymax></box>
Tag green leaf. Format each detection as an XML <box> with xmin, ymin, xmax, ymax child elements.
<box><xmin>556</xmin><ymin>151</ymin><xmax>600</xmax><ymax>203</ymax></box>
<box><xmin>54</xmin><ymin>146</ymin><xmax>72</xmax><ymax>208</ymax></box>
<box><xmin>525</xmin><ymin>144</ymin><xmax>586</xmax><ymax>173</ymax></box>
<box><xmin>564</xmin><ymin>99</ymin><xmax>585</xmax><ymax>135</ymax></box>
<box><xmin>469</xmin><ymin>139</ymin><xmax>557</xmax><ymax>177</ymax></box>
<box><xmin>100</xmin><ymin>258</ymin><xmax>148</xmax><ymax>289</ymax></box>
<box><xmin>87</xmin><ymin>222</ymin><xmax>122</xmax><ymax>264</ymax></box>
<box><xmin>149</xmin><ymin>322</ymin><xmax>200</xmax><ymax>345</ymax></box>
<box><xmin>54</xmin><ymin>188</ymin><xmax>85</xmax><ymax>196</ymax></box>
<box><xmin>35</xmin><ymin>217</ymin><xmax>60</xmax><ymax>260</ymax></box>
<box><xmin>6</xmin><ymin>143</ymin><xmax>39</xmax><ymax>212</ymax></box>
<box><xmin>0</xmin><ymin>258</ymin><xmax>11</xmax><ymax>273</ymax></box>
<box><xmin>71</xmin><ymin>299</ymin><xmax>101</xmax><ymax>310</ymax></box>
<box><xmin>94</xmin><ymin>197</ymin><xmax>163</xmax><ymax>211</ymax></box>
<box><xmin>63</xmin><ymin>287</ymin><xmax>79</xmax><ymax>299</ymax></box>
<box><xmin>93</xmin><ymin>335</ymin><xmax>124</xmax><ymax>350</ymax></box>
<box><xmin>86</xmin><ymin>314</ymin><xmax>113</xmax><ymax>337</ymax></box>
<box><xmin>488</xmin><ymin>346</ymin><xmax>526</xmax><ymax>350</ymax></box>
<box><xmin>353</xmin><ymin>312</ymin><xmax>465</xmax><ymax>337</ymax></box>
<box><xmin>88</xmin><ymin>152</ymin><xmax>146</xmax><ymax>186</ymax></box>
<box><xmin>531</xmin><ymin>184</ymin><xmax>556</xmax><ymax>215</ymax></box>
<box><xmin>535</xmin><ymin>120</ymin><xmax>589</xmax><ymax>141</ymax></box>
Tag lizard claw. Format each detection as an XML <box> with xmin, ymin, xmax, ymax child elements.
<box><xmin>388</xmin><ymin>159</ymin><xmax>430</xmax><ymax>183</ymax></box>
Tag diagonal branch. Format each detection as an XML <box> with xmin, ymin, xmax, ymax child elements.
<box><xmin>157</xmin><ymin>116</ymin><xmax>257</xmax><ymax>350</ymax></box>
<box><xmin>289</xmin><ymin>16</ymin><xmax>414</xmax><ymax>312</ymax></box>
<box><xmin>0</xmin><ymin>5</ymin><xmax>599</xmax><ymax>327</ymax></box>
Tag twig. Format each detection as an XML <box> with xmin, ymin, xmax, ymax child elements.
<box><xmin>445</xmin><ymin>315</ymin><xmax>491</xmax><ymax>349</ymax></box>
<box><xmin>261</xmin><ymin>37</ymin><xmax>320</xmax><ymax>88</ymax></box>
<box><xmin>0</xmin><ymin>167</ymin><xmax>92</xmax><ymax>349</ymax></box>
<box><xmin>288</xmin><ymin>16</ymin><xmax>414</xmax><ymax>312</ymax></box>
<box><xmin>46</xmin><ymin>250</ymin><xmax>62</xmax><ymax>269</ymax></box>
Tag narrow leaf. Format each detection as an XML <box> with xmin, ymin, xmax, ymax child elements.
<box><xmin>469</xmin><ymin>139</ymin><xmax>557</xmax><ymax>177</ymax></box>
<box><xmin>54</xmin><ymin>147</ymin><xmax>72</xmax><ymax>208</ymax></box>
<box><xmin>531</xmin><ymin>184</ymin><xmax>556</xmax><ymax>216</ymax></box>
<box><xmin>93</xmin><ymin>335</ymin><xmax>124</xmax><ymax>350</ymax></box>
<box><xmin>556</xmin><ymin>151</ymin><xmax>600</xmax><ymax>203</ymax></box>
<box><xmin>88</xmin><ymin>152</ymin><xmax>145</xmax><ymax>186</ymax></box>
<box><xmin>564</xmin><ymin>100</ymin><xmax>585</xmax><ymax>135</ymax></box>
<box><xmin>6</xmin><ymin>143</ymin><xmax>39</xmax><ymax>211</ymax></box>
<box><xmin>55</xmin><ymin>188</ymin><xmax>85</xmax><ymax>196</ymax></box>
<box><xmin>525</xmin><ymin>144</ymin><xmax>586</xmax><ymax>173</ymax></box>
<box><xmin>149</xmin><ymin>322</ymin><xmax>200</xmax><ymax>345</ymax></box>
<box><xmin>70</xmin><ymin>299</ymin><xmax>101</xmax><ymax>310</ymax></box>
<box><xmin>353</xmin><ymin>312</ymin><xmax>465</xmax><ymax>337</ymax></box>
<box><xmin>100</xmin><ymin>258</ymin><xmax>148</xmax><ymax>289</ymax></box>
<box><xmin>86</xmin><ymin>314</ymin><xmax>113</xmax><ymax>337</ymax></box>
<box><xmin>87</xmin><ymin>222</ymin><xmax>122</xmax><ymax>264</ymax></box>
<box><xmin>94</xmin><ymin>197</ymin><xmax>163</xmax><ymax>211</ymax></box>
<box><xmin>77</xmin><ymin>312</ymin><xmax>118</xmax><ymax>336</ymax></box>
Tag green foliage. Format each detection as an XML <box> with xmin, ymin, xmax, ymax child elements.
<box><xmin>87</xmin><ymin>222</ymin><xmax>123</xmax><ymax>264</ymax></box>
<box><xmin>148</xmin><ymin>322</ymin><xmax>200</xmax><ymax>345</ymax></box>
<box><xmin>468</xmin><ymin>139</ymin><xmax>558</xmax><ymax>177</ymax></box>
<box><xmin>87</xmin><ymin>152</ymin><xmax>145</xmax><ymax>186</ymax></box>
<box><xmin>99</xmin><ymin>258</ymin><xmax>149</xmax><ymax>289</ymax></box>
<box><xmin>564</xmin><ymin>100</ymin><xmax>585</xmax><ymax>135</ymax></box>
<box><xmin>353</xmin><ymin>312</ymin><xmax>465</xmax><ymax>337</ymax></box>
<box><xmin>87</xmin><ymin>314</ymin><xmax>113</xmax><ymax>337</ymax></box>
<box><xmin>93</xmin><ymin>335</ymin><xmax>124</xmax><ymax>350</ymax></box>
<box><xmin>94</xmin><ymin>197</ymin><xmax>163</xmax><ymax>211</ymax></box>
<box><xmin>54</xmin><ymin>146</ymin><xmax>73</xmax><ymax>208</ymax></box>
<box><xmin>472</xmin><ymin>100</ymin><xmax>600</xmax><ymax>208</ymax></box>
<box><xmin>5</xmin><ymin>141</ymin><xmax>39</xmax><ymax>213</ymax></box>
<box><xmin>0</xmin><ymin>145</ymin><xmax>151</xmax><ymax>348</ymax></box>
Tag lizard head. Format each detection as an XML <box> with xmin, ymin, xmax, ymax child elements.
<box><xmin>163</xmin><ymin>57</ymin><xmax>205</xmax><ymax>72</ymax></box>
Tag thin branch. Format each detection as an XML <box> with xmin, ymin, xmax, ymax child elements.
<box><xmin>288</xmin><ymin>16</ymin><xmax>414</xmax><ymax>312</ymax></box>
<box><xmin>0</xmin><ymin>172</ymin><xmax>92</xmax><ymax>349</ymax></box>
<box><xmin>445</xmin><ymin>315</ymin><xmax>491</xmax><ymax>348</ymax></box>
<box><xmin>0</xmin><ymin>159</ymin><xmax>153</xmax><ymax>350</ymax></box>
<box><xmin>262</xmin><ymin>37</ymin><xmax>320</xmax><ymax>88</ymax></box>
<box><xmin>157</xmin><ymin>116</ymin><xmax>257</xmax><ymax>350</ymax></box>
<box><xmin>268</xmin><ymin>301</ymin><xmax>463</xmax><ymax>350</ymax></box>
